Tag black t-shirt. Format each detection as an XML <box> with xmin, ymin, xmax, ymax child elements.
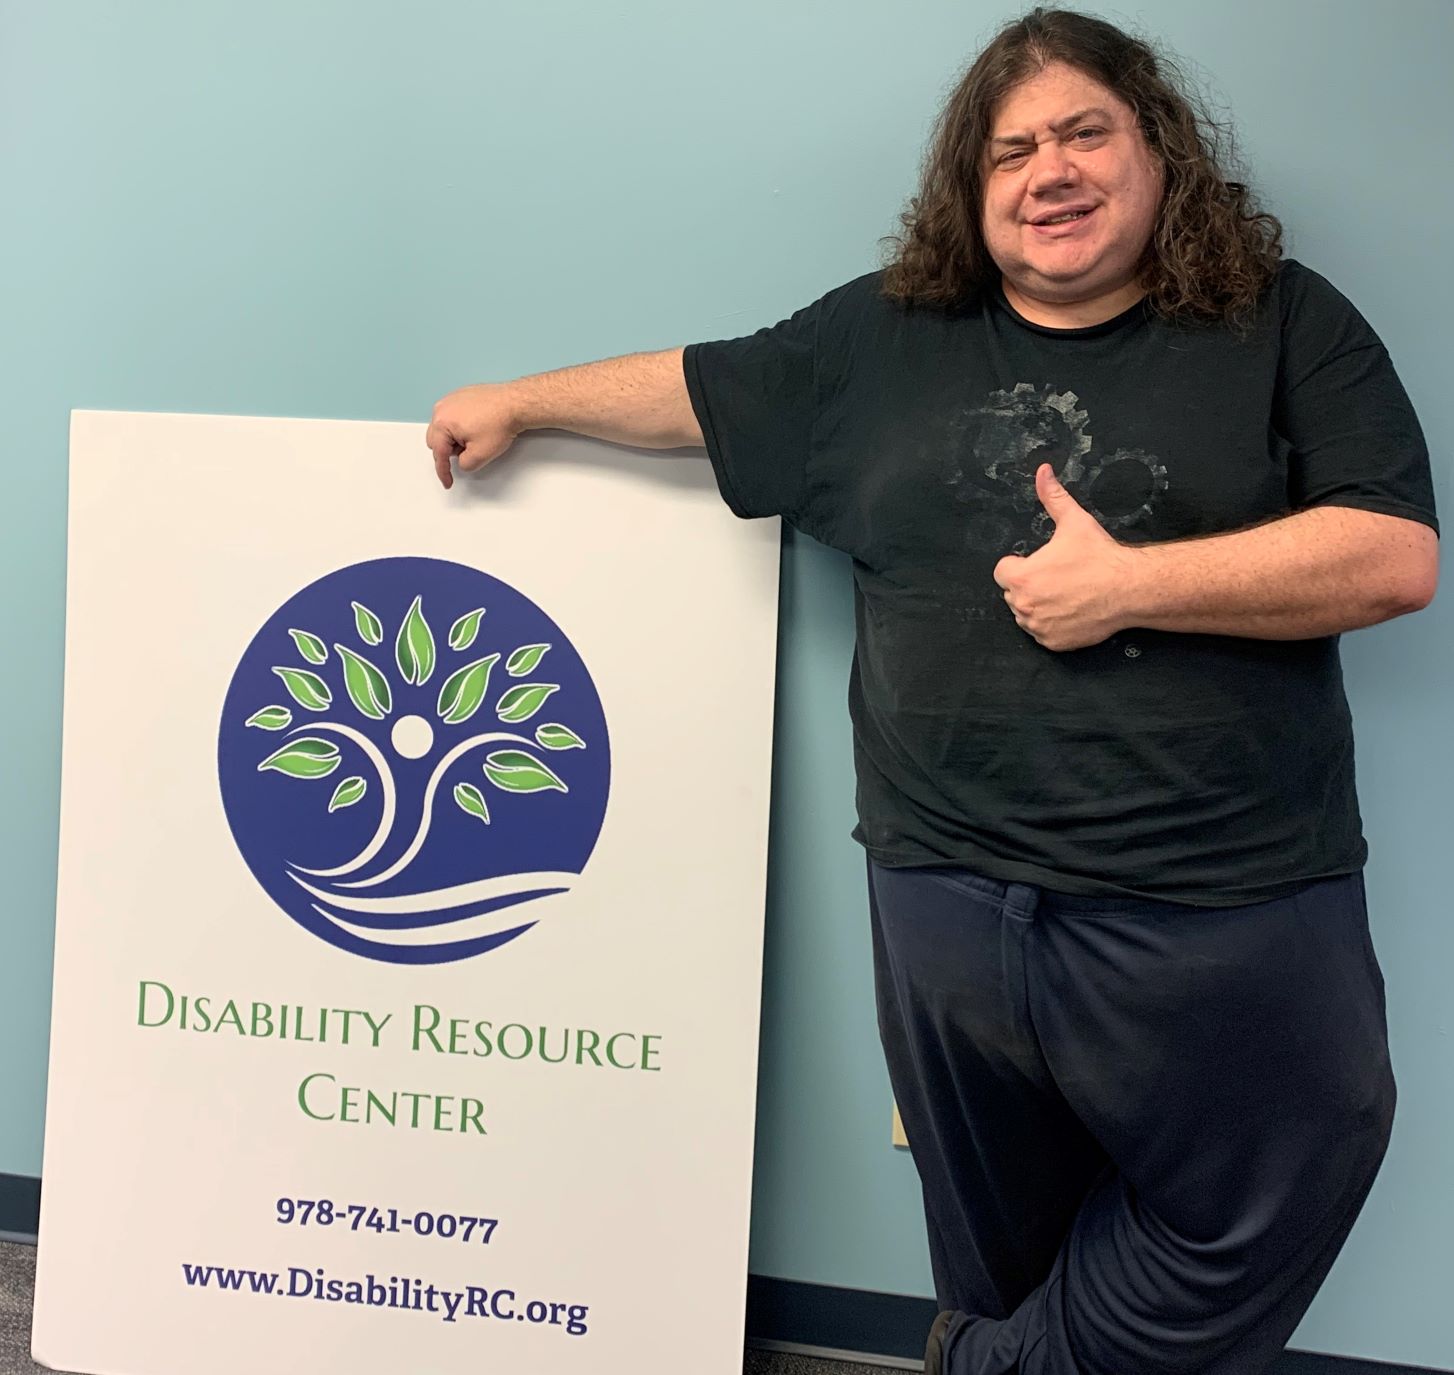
<box><xmin>682</xmin><ymin>261</ymin><xmax>1438</xmax><ymax>906</ymax></box>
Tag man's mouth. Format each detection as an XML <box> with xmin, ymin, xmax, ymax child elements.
<box><xmin>1029</xmin><ymin>206</ymin><xmax>1097</xmax><ymax>234</ymax></box>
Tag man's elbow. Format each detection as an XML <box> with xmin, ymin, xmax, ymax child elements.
<box><xmin>1387</xmin><ymin>532</ymin><xmax>1439</xmax><ymax>617</ymax></box>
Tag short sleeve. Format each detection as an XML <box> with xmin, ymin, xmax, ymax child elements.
<box><xmin>1275</xmin><ymin>263</ymin><xmax>1438</xmax><ymax>535</ymax></box>
<box><xmin>684</xmin><ymin>274</ymin><xmax>884</xmax><ymax>539</ymax></box>
<box><xmin>682</xmin><ymin>298</ymin><xmax>823</xmax><ymax>530</ymax></box>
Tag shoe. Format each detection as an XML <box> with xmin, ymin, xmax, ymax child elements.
<box><xmin>924</xmin><ymin>1309</ymin><xmax>955</xmax><ymax>1373</ymax></box>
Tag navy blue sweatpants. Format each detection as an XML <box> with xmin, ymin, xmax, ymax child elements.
<box><xmin>867</xmin><ymin>860</ymin><xmax>1395</xmax><ymax>1375</ymax></box>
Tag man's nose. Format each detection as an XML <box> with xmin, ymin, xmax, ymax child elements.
<box><xmin>1027</xmin><ymin>142</ymin><xmax>1077</xmax><ymax>192</ymax></box>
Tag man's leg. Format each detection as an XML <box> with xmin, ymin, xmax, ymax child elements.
<box><xmin>867</xmin><ymin>860</ymin><xmax>1110</xmax><ymax>1320</ymax></box>
<box><xmin>941</xmin><ymin>871</ymin><xmax>1396</xmax><ymax>1375</ymax></box>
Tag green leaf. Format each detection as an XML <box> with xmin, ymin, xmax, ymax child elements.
<box><xmin>448</xmin><ymin>608</ymin><xmax>486</xmax><ymax>651</ymax></box>
<box><xmin>396</xmin><ymin>594</ymin><xmax>436</xmax><ymax>685</ymax></box>
<box><xmin>328</xmin><ymin>775</ymin><xmax>367</xmax><ymax>812</ymax></box>
<box><xmin>335</xmin><ymin>644</ymin><xmax>393</xmax><ymax>720</ymax></box>
<box><xmin>245</xmin><ymin>705</ymin><xmax>293</xmax><ymax>731</ymax></box>
<box><xmin>535</xmin><ymin>722</ymin><xmax>586</xmax><ymax>751</ymax></box>
<box><xmin>257</xmin><ymin>738</ymin><xmax>341</xmax><ymax>779</ymax></box>
<box><xmin>506</xmin><ymin>643</ymin><xmax>551</xmax><ymax>677</ymax></box>
<box><xmin>495</xmin><ymin>683</ymin><xmax>559</xmax><ymax>724</ymax></box>
<box><xmin>437</xmin><ymin>654</ymin><xmax>499</xmax><ymax>725</ymax></box>
<box><xmin>288</xmin><ymin>629</ymin><xmax>328</xmax><ymax>664</ymax></box>
<box><xmin>272</xmin><ymin>666</ymin><xmax>332</xmax><ymax>711</ymax></box>
<box><xmin>483</xmin><ymin>749</ymin><xmax>567</xmax><ymax>794</ymax></box>
<box><xmin>352</xmin><ymin>601</ymin><xmax>384</xmax><ymax>646</ymax></box>
<box><xmin>453</xmin><ymin>781</ymin><xmax>491</xmax><ymax>824</ymax></box>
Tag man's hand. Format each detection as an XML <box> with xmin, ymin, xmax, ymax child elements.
<box><xmin>426</xmin><ymin>349</ymin><xmax>703</xmax><ymax>491</ymax></box>
<box><xmin>426</xmin><ymin>383</ymin><xmax>521</xmax><ymax>490</ymax></box>
<box><xmin>993</xmin><ymin>464</ymin><xmax>1139</xmax><ymax>652</ymax></box>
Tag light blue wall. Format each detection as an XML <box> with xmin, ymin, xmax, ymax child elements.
<box><xmin>2</xmin><ymin>0</ymin><xmax>1450</xmax><ymax>1366</ymax></box>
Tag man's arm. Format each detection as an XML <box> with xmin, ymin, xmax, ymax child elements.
<box><xmin>1124</xmin><ymin>504</ymin><xmax>1438</xmax><ymax>639</ymax></box>
<box><xmin>425</xmin><ymin>349</ymin><xmax>703</xmax><ymax>489</ymax></box>
<box><xmin>995</xmin><ymin>465</ymin><xmax>1439</xmax><ymax>651</ymax></box>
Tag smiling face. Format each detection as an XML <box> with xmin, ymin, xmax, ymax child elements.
<box><xmin>981</xmin><ymin>61</ymin><xmax>1164</xmax><ymax>327</ymax></box>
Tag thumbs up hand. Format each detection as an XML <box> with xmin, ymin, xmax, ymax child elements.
<box><xmin>992</xmin><ymin>464</ymin><xmax>1141</xmax><ymax>652</ymax></box>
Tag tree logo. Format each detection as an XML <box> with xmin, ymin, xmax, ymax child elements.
<box><xmin>217</xmin><ymin>557</ymin><xmax>610</xmax><ymax>964</ymax></box>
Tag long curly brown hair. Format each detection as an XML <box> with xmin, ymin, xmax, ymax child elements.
<box><xmin>882</xmin><ymin>7</ymin><xmax>1283</xmax><ymax>326</ymax></box>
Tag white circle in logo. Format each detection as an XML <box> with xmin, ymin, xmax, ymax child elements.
<box><xmin>391</xmin><ymin>714</ymin><xmax>434</xmax><ymax>759</ymax></box>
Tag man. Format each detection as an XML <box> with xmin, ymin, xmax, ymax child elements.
<box><xmin>426</xmin><ymin>9</ymin><xmax>1438</xmax><ymax>1372</ymax></box>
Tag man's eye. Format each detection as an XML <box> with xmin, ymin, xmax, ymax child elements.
<box><xmin>998</xmin><ymin>150</ymin><xmax>1029</xmax><ymax>166</ymax></box>
<box><xmin>1072</xmin><ymin>127</ymin><xmax>1104</xmax><ymax>142</ymax></box>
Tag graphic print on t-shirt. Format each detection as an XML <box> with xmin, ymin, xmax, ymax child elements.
<box><xmin>949</xmin><ymin>382</ymin><xmax>1169</xmax><ymax>555</ymax></box>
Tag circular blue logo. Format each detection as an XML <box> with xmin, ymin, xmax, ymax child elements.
<box><xmin>218</xmin><ymin>557</ymin><xmax>610</xmax><ymax>964</ymax></box>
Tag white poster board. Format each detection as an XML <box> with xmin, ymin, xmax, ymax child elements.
<box><xmin>34</xmin><ymin>411</ymin><xmax>780</xmax><ymax>1375</ymax></box>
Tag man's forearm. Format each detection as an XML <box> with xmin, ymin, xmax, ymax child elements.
<box><xmin>507</xmin><ymin>349</ymin><xmax>704</xmax><ymax>449</ymax></box>
<box><xmin>1121</xmin><ymin>506</ymin><xmax>1438</xmax><ymax>638</ymax></box>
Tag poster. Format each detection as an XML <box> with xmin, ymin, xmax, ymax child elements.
<box><xmin>33</xmin><ymin>410</ymin><xmax>780</xmax><ymax>1374</ymax></box>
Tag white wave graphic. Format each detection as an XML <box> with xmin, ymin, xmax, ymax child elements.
<box><xmin>308</xmin><ymin>897</ymin><xmax>566</xmax><ymax>948</ymax></box>
<box><xmin>287</xmin><ymin>868</ymin><xmax>577</xmax><ymax>915</ymax></box>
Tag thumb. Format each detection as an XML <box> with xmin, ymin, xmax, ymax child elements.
<box><xmin>458</xmin><ymin>437</ymin><xmax>508</xmax><ymax>473</ymax></box>
<box><xmin>1035</xmin><ymin>463</ymin><xmax>1092</xmax><ymax>527</ymax></box>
